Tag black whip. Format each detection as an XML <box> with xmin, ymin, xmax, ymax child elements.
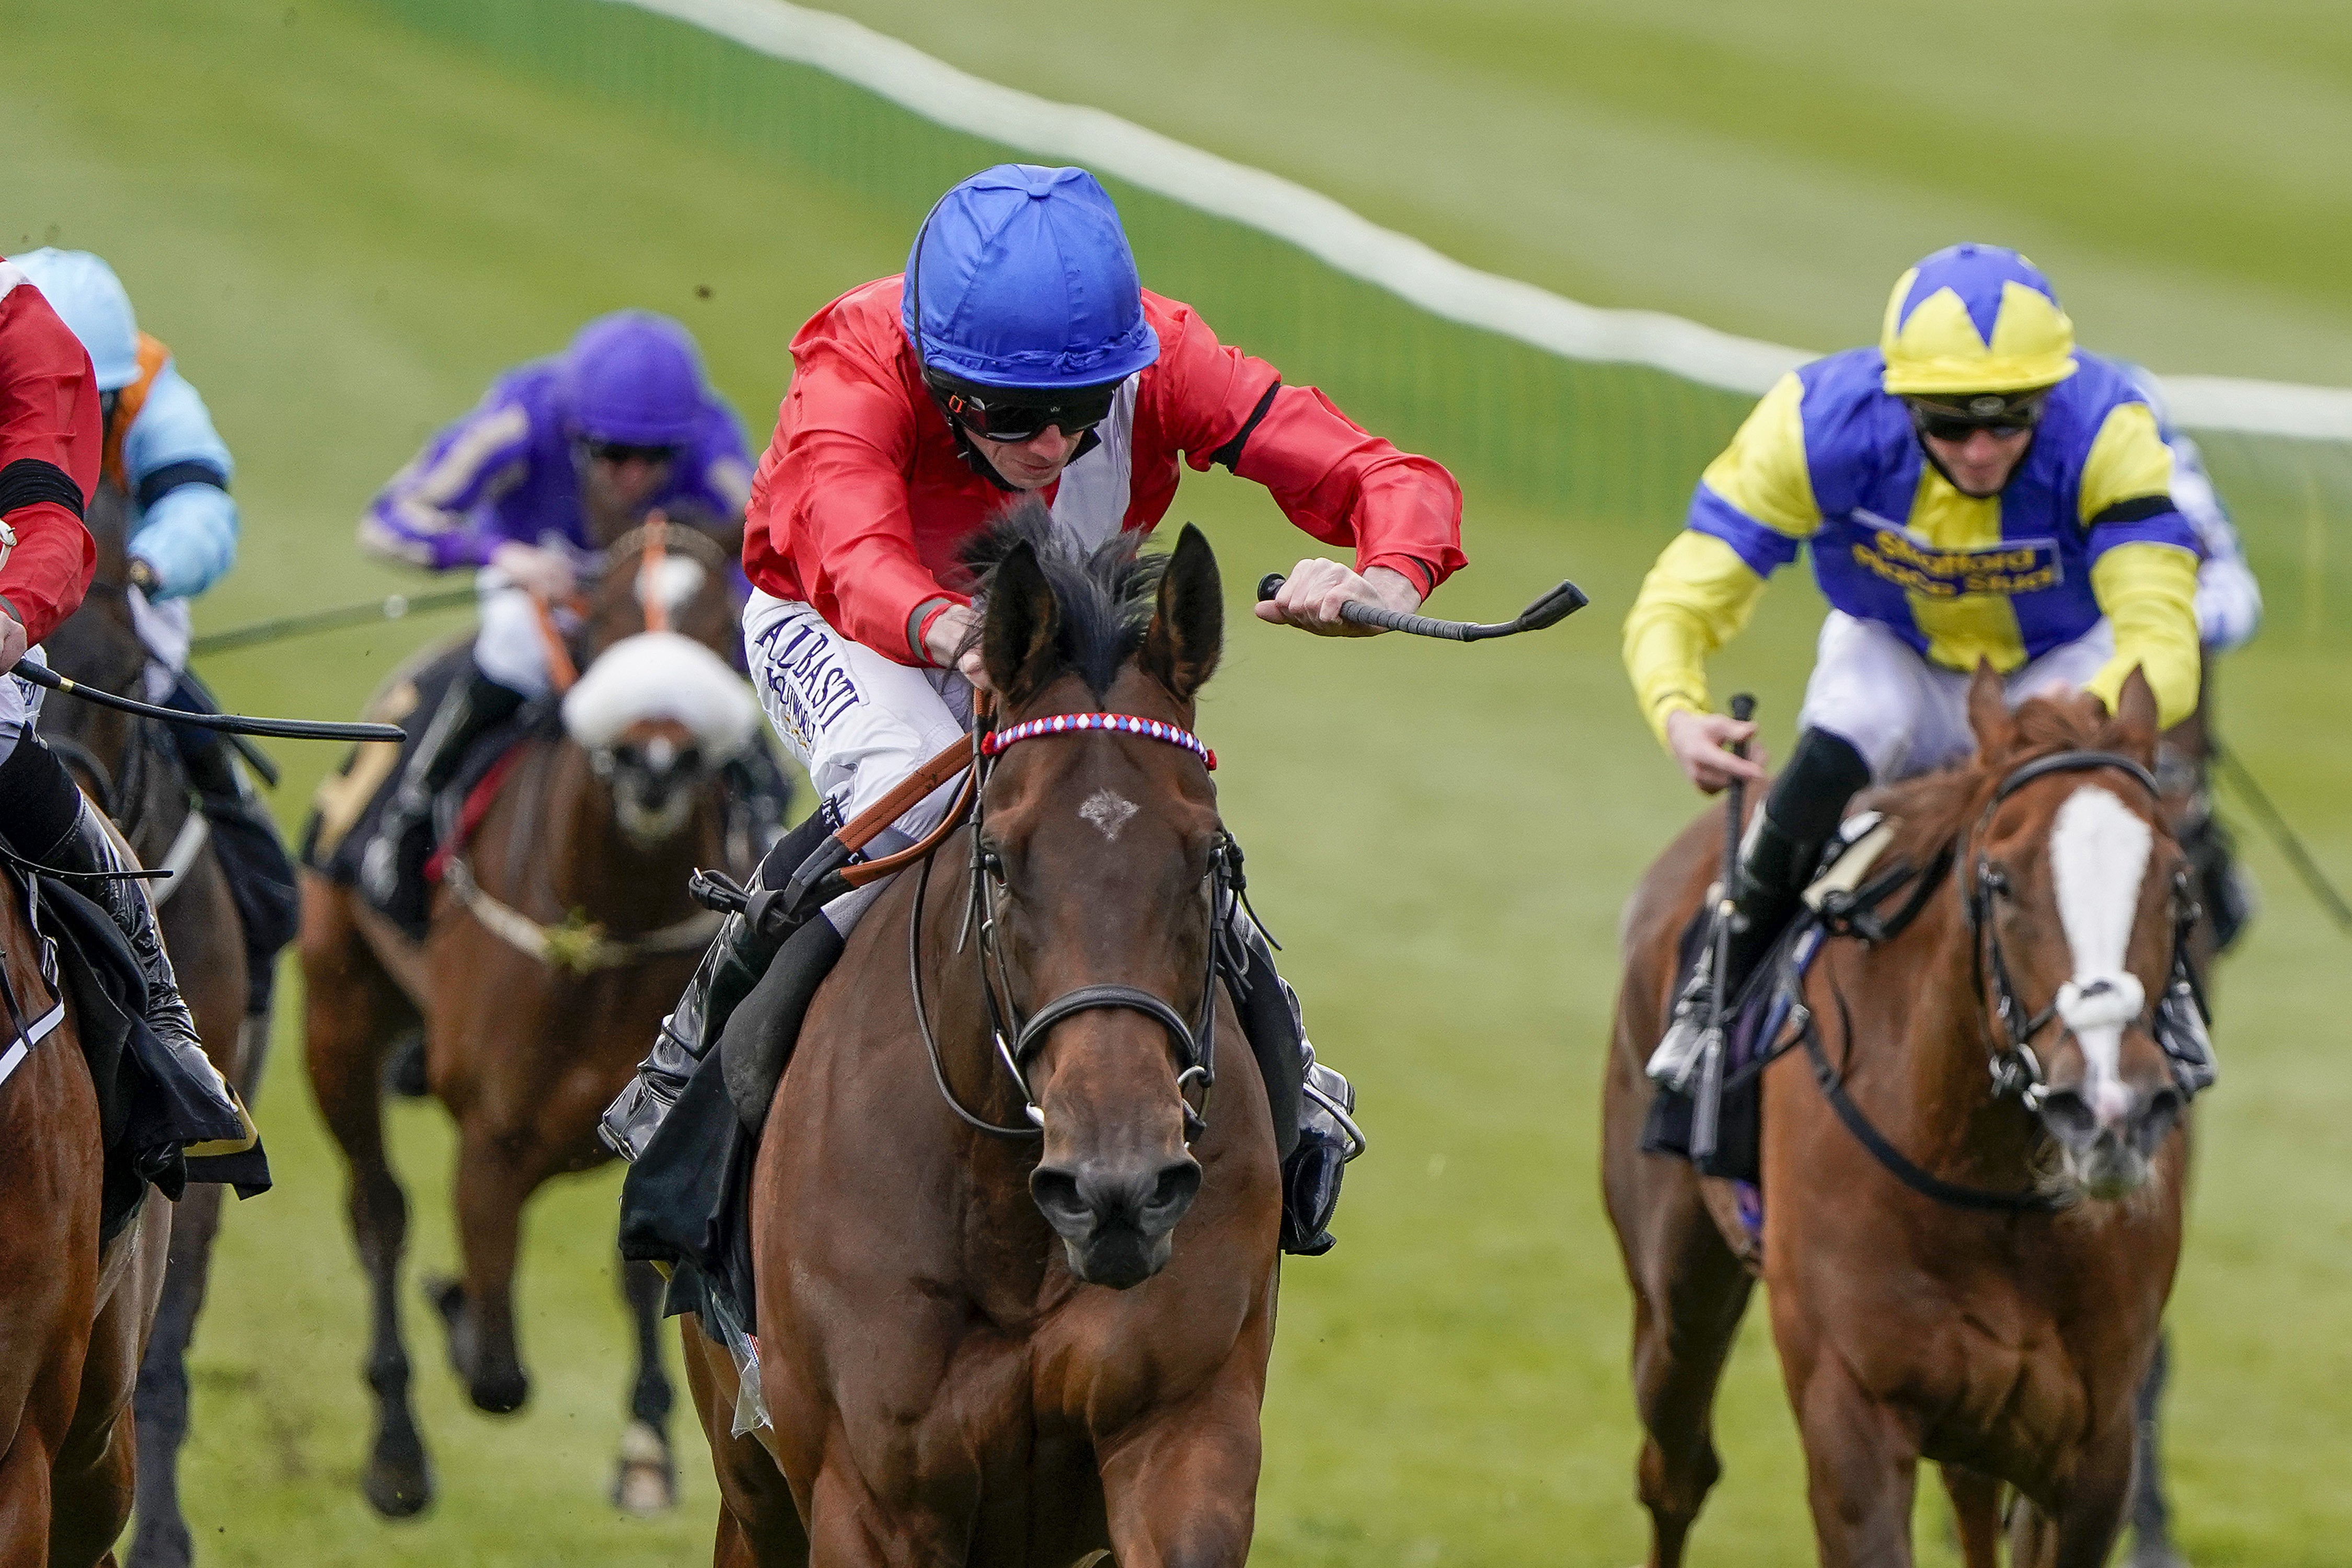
<box><xmin>2213</xmin><ymin>741</ymin><xmax>2352</xmax><ymax>932</ymax></box>
<box><xmin>18</xmin><ymin>664</ymin><xmax>405</xmax><ymax>744</ymax></box>
<box><xmin>1255</xmin><ymin>573</ymin><xmax>1587</xmax><ymax>640</ymax></box>
<box><xmin>188</xmin><ymin>585</ymin><xmax>481</xmax><ymax>658</ymax></box>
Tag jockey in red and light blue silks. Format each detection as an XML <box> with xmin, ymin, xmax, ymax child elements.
<box><xmin>11</xmin><ymin>247</ymin><xmax>301</xmax><ymax>1022</ymax></box>
<box><xmin>0</xmin><ymin>258</ymin><xmax>256</xmax><ymax>1166</ymax></box>
<box><xmin>1625</xmin><ymin>243</ymin><xmax>2205</xmax><ymax>1073</ymax></box>
<box><xmin>603</xmin><ymin>163</ymin><xmax>1468</xmax><ymax>1256</ymax></box>
<box><xmin>352</xmin><ymin>311</ymin><xmax>755</xmax><ymax>927</ymax></box>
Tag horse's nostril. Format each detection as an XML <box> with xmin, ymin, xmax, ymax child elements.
<box><xmin>2037</xmin><ymin>1089</ymin><xmax>2098</xmax><ymax>1146</ymax></box>
<box><xmin>1030</xmin><ymin>1167</ymin><xmax>1087</xmax><ymax>1231</ymax></box>
<box><xmin>1143</xmin><ymin>1159</ymin><xmax>1202</xmax><ymax>1221</ymax></box>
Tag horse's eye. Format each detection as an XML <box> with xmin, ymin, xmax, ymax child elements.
<box><xmin>979</xmin><ymin>845</ymin><xmax>1006</xmax><ymax>881</ymax></box>
<box><xmin>612</xmin><ymin>744</ymin><xmax>640</xmax><ymax>769</ymax></box>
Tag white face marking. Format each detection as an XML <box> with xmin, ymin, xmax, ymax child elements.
<box><xmin>636</xmin><ymin>555</ymin><xmax>708</xmax><ymax>615</ymax></box>
<box><xmin>1078</xmin><ymin>788</ymin><xmax>1139</xmax><ymax>843</ymax></box>
<box><xmin>2047</xmin><ymin>786</ymin><xmax>2153</xmax><ymax>1124</ymax></box>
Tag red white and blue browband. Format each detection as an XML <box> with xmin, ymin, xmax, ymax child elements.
<box><xmin>981</xmin><ymin>712</ymin><xmax>1216</xmax><ymax>771</ymax></box>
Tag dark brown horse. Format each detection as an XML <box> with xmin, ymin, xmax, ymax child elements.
<box><xmin>686</xmin><ymin>520</ymin><xmax>1282</xmax><ymax>1566</ymax></box>
<box><xmin>1606</xmin><ymin>667</ymin><xmax>2192</xmax><ymax>1567</ymax></box>
<box><xmin>0</xmin><ymin>784</ymin><xmax>174</xmax><ymax>1566</ymax></box>
<box><xmin>38</xmin><ymin>484</ymin><xmax>255</xmax><ymax>1568</ymax></box>
<box><xmin>303</xmin><ymin>525</ymin><xmax>762</xmax><ymax>1518</ymax></box>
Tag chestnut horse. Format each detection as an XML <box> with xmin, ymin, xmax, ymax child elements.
<box><xmin>686</xmin><ymin>520</ymin><xmax>1283</xmax><ymax>1565</ymax></box>
<box><xmin>1606</xmin><ymin>668</ymin><xmax>2192</xmax><ymax>1567</ymax></box>
<box><xmin>39</xmin><ymin>483</ymin><xmax>255</xmax><ymax>1568</ymax></box>
<box><xmin>303</xmin><ymin>525</ymin><xmax>763</xmax><ymax>1518</ymax></box>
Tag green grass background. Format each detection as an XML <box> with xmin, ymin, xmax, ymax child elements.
<box><xmin>5</xmin><ymin>0</ymin><xmax>2349</xmax><ymax>1562</ymax></box>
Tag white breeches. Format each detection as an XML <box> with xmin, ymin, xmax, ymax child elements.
<box><xmin>472</xmin><ymin>572</ymin><xmax>578</xmax><ymax>698</ymax></box>
<box><xmin>0</xmin><ymin>649</ymin><xmax>48</xmax><ymax>768</ymax></box>
<box><xmin>128</xmin><ymin>591</ymin><xmax>192</xmax><ymax>701</ymax></box>
<box><xmin>742</xmin><ymin>591</ymin><xmax>973</xmax><ymax>928</ymax></box>
<box><xmin>1797</xmin><ymin>610</ymin><xmax>2115</xmax><ymax>783</ymax></box>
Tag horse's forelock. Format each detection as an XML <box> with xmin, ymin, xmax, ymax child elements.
<box><xmin>958</xmin><ymin>498</ymin><xmax>1169</xmax><ymax>698</ymax></box>
<box><xmin>561</xmin><ymin>630</ymin><xmax>759</xmax><ymax>757</ymax></box>
<box><xmin>1872</xmin><ymin>689</ymin><xmax>2146</xmax><ymax>868</ymax></box>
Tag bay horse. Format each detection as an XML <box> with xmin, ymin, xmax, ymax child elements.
<box><xmin>1606</xmin><ymin>666</ymin><xmax>2192</xmax><ymax>1567</ymax></box>
<box><xmin>686</xmin><ymin>518</ymin><xmax>1283</xmax><ymax>1566</ymax></box>
<box><xmin>38</xmin><ymin>482</ymin><xmax>256</xmax><ymax>1568</ymax></box>
<box><xmin>0</xmin><ymin>867</ymin><xmax>174</xmax><ymax>1568</ymax></box>
<box><xmin>303</xmin><ymin>524</ymin><xmax>763</xmax><ymax>1519</ymax></box>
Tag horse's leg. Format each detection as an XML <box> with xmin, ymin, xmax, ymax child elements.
<box><xmin>2127</xmin><ymin>1330</ymin><xmax>2185</xmax><ymax>1568</ymax></box>
<box><xmin>680</xmin><ymin>1321</ymin><xmax>808</xmax><ymax>1568</ymax></box>
<box><xmin>302</xmin><ymin>884</ymin><xmax>432</xmax><ymax>1517</ymax></box>
<box><xmin>432</xmin><ymin>1118</ymin><xmax>541</xmax><ymax>1415</ymax></box>
<box><xmin>0</xmin><ymin>1429</ymin><xmax>54</xmax><ymax>1568</ymax></box>
<box><xmin>1789</xmin><ymin>1369</ymin><xmax>1920</xmax><ymax>1568</ymax></box>
<box><xmin>125</xmin><ymin>1181</ymin><xmax>224</xmax><ymax>1568</ymax></box>
<box><xmin>1096</xmin><ymin>1376</ymin><xmax>1264</xmax><ymax>1568</ymax></box>
<box><xmin>1625</xmin><ymin>1206</ymin><xmax>1753</xmax><ymax>1568</ymax></box>
<box><xmin>51</xmin><ymin>1196</ymin><xmax>170</xmax><ymax>1568</ymax></box>
<box><xmin>2032</xmin><ymin>1425</ymin><xmax>2139</xmax><ymax>1568</ymax></box>
<box><xmin>612</xmin><ymin>1256</ymin><xmax>677</xmax><ymax>1515</ymax></box>
<box><xmin>1938</xmin><ymin>1464</ymin><xmax>2004</xmax><ymax>1568</ymax></box>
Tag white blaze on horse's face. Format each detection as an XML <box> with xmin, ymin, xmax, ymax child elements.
<box><xmin>2047</xmin><ymin>786</ymin><xmax>2153</xmax><ymax>1129</ymax></box>
<box><xmin>1078</xmin><ymin>788</ymin><xmax>1139</xmax><ymax>843</ymax></box>
<box><xmin>636</xmin><ymin>556</ymin><xmax>708</xmax><ymax>620</ymax></box>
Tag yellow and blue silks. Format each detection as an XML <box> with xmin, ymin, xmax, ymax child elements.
<box><xmin>1625</xmin><ymin>242</ymin><xmax>2197</xmax><ymax>745</ymax></box>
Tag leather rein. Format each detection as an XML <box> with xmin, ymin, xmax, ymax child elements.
<box><xmin>900</xmin><ymin>706</ymin><xmax>1236</xmax><ymax>1143</ymax></box>
<box><xmin>1794</xmin><ymin>747</ymin><xmax>2192</xmax><ymax>1215</ymax></box>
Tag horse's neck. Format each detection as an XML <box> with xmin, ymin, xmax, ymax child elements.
<box><xmin>1866</xmin><ymin>900</ymin><xmax>2048</xmax><ymax>1185</ymax></box>
<box><xmin>539</xmin><ymin>744</ymin><xmax>720</xmax><ymax>933</ymax></box>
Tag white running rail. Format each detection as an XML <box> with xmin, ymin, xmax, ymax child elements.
<box><xmin>614</xmin><ymin>0</ymin><xmax>2352</xmax><ymax>443</ymax></box>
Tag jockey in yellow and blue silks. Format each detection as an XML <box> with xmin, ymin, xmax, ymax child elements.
<box><xmin>1628</xmin><ymin>244</ymin><xmax>2202</xmax><ymax>1049</ymax></box>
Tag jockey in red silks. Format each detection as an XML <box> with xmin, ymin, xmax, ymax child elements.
<box><xmin>603</xmin><ymin>164</ymin><xmax>1467</xmax><ymax>1255</ymax></box>
<box><xmin>0</xmin><ymin>259</ymin><xmax>253</xmax><ymax>1158</ymax></box>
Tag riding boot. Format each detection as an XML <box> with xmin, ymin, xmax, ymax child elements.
<box><xmin>599</xmin><ymin>811</ymin><xmax>836</xmax><ymax>1162</ymax></box>
<box><xmin>0</xmin><ymin>739</ymin><xmax>253</xmax><ymax>1154</ymax></box>
<box><xmin>359</xmin><ymin>666</ymin><xmax>527</xmax><ymax>926</ymax></box>
<box><xmin>1650</xmin><ymin>728</ymin><xmax>1873</xmax><ymax>1087</ymax></box>
<box><xmin>1229</xmin><ymin>919</ymin><xmax>1364</xmax><ymax>1256</ymax></box>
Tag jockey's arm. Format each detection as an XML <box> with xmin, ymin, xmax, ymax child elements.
<box><xmin>1624</xmin><ymin>373</ymin><xmax>1815</xmax><ymax>785</ymax></box>
<box><xmin>0</xmin><ymin>272</ymin><xmax>103</xmax><ymax>662</ymax></box>
<box><xmin>358</xmin><ymin>397</ymin><xmax>532</xmax><ymax>573</ymax></box>
<box><xmin>2164</xmin><ymin>430</ymin><xmax>2262</xmax><ymax>652</ymax></box>
<box><xmin>120</xmin><ymin>363</ymin><xmax>238</xmax><ymax>600</ymax></box>
<box><xmin>1154</xmin><ymin>305</ymin><xmax>1465</xmax><ymax>636</ymax></box>
<box><xmin>2078</xmin><ymin>401</ymin><xmax>2202</xmax><ymax>728</ymax></box>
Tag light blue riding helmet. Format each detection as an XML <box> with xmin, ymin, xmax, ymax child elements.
<box><xmin>903</xmin><ymin>165</ymin><xmax>1160</xmax><ymax>392</ymax></box>
<box><xmin>8</xmin><ymin>248</ymin><xmax>142</xmax><ymax>393</ymax></box>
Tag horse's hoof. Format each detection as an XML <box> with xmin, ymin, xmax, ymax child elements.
<box><xmin>2128</xmin><ymin>1543</ymin><xmax>2190</xmax><ymax>1568</ymax></box>
<box><xmin>610</xmin><ymin>1419</ymin><xmax>676</xmax><ymax>1515</ymax></box>
<box><xmin>363</xmin><ymin>1446</ymin><xmax>435</xmax><ymax>1519</ymax></box>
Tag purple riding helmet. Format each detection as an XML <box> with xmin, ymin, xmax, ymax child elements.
<box><xmin>559</xmin><ymin>310</ymin><xmax>708</xmax><ymax>447</ymax></box>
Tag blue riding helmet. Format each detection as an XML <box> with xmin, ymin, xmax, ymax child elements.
<box><xmin>902</xmin><ymin>165</ymin><xmax>1160</xmax><ymax>392</ymax></box>
<box><xmin>559</xmin><ymin>310</ymin><xmax>708</xmax><ymax>447</ymax></box>
<box><xmin>9</xmin><ymin>248</ymin><xmax>142</xmax><ymax>393</ymax></box>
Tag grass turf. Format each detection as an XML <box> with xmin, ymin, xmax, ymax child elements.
<box><xmin>6</xmin><ymin>0</ymin><xmax>2350</xmax><ymax>1562</ymax></box>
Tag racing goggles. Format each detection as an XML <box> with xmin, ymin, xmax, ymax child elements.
<box><xmin>580</xmin><ymin>439</ymin><xmax>681</xmax><ymax>466</ymax></box>
<box><xmin>925</xmin><ymin>371</ymin><xmax>1122</xmax><ymax>444</ymax></box>
<box><xmin>1905</xmin><ymin>390</ymin><xmax>2048</xmax><ymax>442</ymax></box>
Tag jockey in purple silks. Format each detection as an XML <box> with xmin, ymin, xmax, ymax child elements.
<box><xmin>354</xmin><ymin>311</ymin><xmax>754</xmax><ymax>921</ymax></box>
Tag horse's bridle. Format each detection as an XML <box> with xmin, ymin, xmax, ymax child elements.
<box><xmin>908</xmin><ymin>708</ymin><xmax>1236</xmax><ymax>1143</ymax></box>
<box><xmin>1958</xmin><ymin>747</ymin><xmax>2200</xmax><ymax>1106</ymax></box>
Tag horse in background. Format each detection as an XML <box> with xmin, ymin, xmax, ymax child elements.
<box><xmin>303</xmin><ymin>524</ymin><xmax>763</xmax><ymax>1520</ymax></box>
<box><xmin>689</xmin><ymin>517</ymin><xmax>1285</xmax><ymax>1566</ymax></box>
<box><xmin>1607</xmin><ymin>670</ymin><xmax>2191</xmax><ymax>1568</ymax></box>
<box><xmin>39</xmin><ymin>481</ymin><xmax>256</xmax><ymax>1568</ymax></box>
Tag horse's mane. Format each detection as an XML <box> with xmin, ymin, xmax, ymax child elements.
<box><xmin>1866</xmin><ymin>690</ymin><xmax>2146</xmax><ymax>868</ymax></box>
<box><xmin>956</xmin><ymin>498</ymin><xmax>1169</xmax><ymax>697</ymax></box>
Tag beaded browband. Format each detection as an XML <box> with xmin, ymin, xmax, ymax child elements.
<box><xmin>979</xmin><ymin>711</ymin><xmax>1216</xmax><ymax>771</ymax></box>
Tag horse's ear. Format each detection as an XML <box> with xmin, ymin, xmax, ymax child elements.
<box><xmin>1141</xmin><ymin>524</ymin><xmax>1223</xmax><ymax>705</ymax></box>
<box><xmin>983</xmin><ymin>540</ymin><xmax>1062</xmax><ymax>705</ymax></box>
<box><xmin>2106</xmin><ymin>665</ymin><xmax>2160</xmax><ymax>766</ymax></box>
<box><xmin>1966</xmin><ymin>659</ymin><xmax>2014</xmax><ymax>760</ymax></box>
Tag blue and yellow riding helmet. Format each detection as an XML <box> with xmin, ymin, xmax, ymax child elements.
<box><xmin>1880</xmin><ymin>243</ymin><xmax>2077</xmax><ymax>397</ymax></box>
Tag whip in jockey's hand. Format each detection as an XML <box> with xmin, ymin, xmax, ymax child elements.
<box><xmin>1255</xmin><ymin>558</ymin><xmax>1422</xmax><ymax>637</ymax></box>
<box><xmin>1664</xmin><ymin>708</ymin><xmax>1767</xmax><ymax>794</ymax></box>
<box><xmin>487</xmin><ymin>540</ymin><xmax>578</xmax><ymax>602</ymax></box>
<box><xmin>0</xmin><ymin>612</ymin><xmax>27</xmax><ymax>676</ymax></box>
